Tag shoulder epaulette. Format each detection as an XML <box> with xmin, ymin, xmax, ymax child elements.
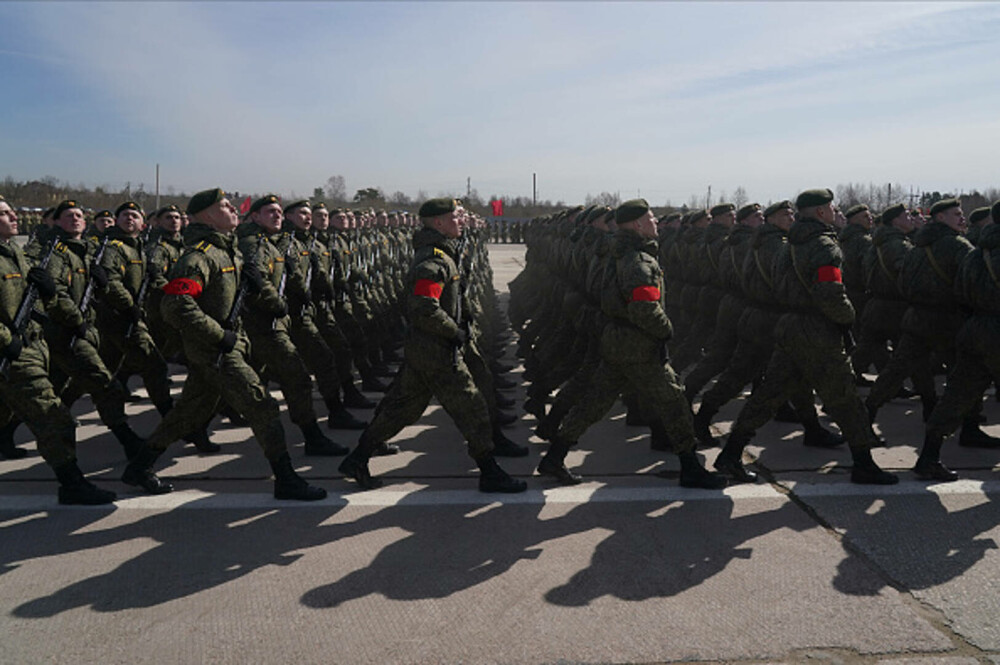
<box><xmin>193</xmin><ymin>241</ymin><xmax>211</xmax><ymax>253</ymax></box>
<box><xmin>433</xmin><ymin>248</ymin><xmax>445</xmax><ymax>258</ymax></box>
<box><xmin>110</xmin><ymin>239</ymin><xmax>124</xmax><ymax>248</ymax></box>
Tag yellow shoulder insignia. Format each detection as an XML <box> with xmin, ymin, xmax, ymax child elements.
<box><xmin>433</xmin><ymin>248</ymin><xmax>445</xmax><ymax>258</ymax></box>
<box><xmin>110</xmin><ymin>239</ymin><xmax>124</xmax><ymax>248</ymax></box>
<box><xmin>194</xmin><ymin>241</ymin><xmax>211</xmax><ymax>253</ymax></box>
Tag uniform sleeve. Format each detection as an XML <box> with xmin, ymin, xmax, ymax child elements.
<box><xmin>147</xmin><ymin>245</ymin><xmax>170</xmax><ymax>290</ymax></box>
<box><xmin>621</xmin><ymin>255</ymin><xmax>672</xmax><ymax>340</ymax></box>
<box><xmin>408</xmin><ymin>258</ymin><xmax>460</xmax><ymax>341</ymax></box>
<box><xmin>161</xmin><ymin>254</ymin><xmax>225</xmax><ymax>344</ymax></box>
<box><xmin>240</xmin><ymin>237</ymin><xmax>285</xmax><ymax>316</ymax></box>
<box><xmin>807</xmin><ymin>237</ymin><xmax>855</xmax><ymax>326</ymax></box>
<box><xmin>44</xmin><ymin>251</ymin><xmax>84</xmax><ymax>329</ymax></box>
<box><xmin>100</xmin><ymin>243</ymin><xmax>135</xmax><ymax>312</ymax></box>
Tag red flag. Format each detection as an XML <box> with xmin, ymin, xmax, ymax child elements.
<box><xmin>240</xmin><ymin>195</ymin><xmax>252</xmax><ymax>215</ymax></box>
<box><xmin>491</xmin><ymin>199</ymin><xmax>503</xmax><ymax>217</ymax></box>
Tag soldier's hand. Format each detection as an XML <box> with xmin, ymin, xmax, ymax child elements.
<box><xmin>218</xmin><ymin>330</ymin><xmax>238</xmax><ymax>353</ymax></box>
<box><xmin>27</xmin><ymin>267</ymin><xmax>56</xmax><ymax>300</ymax></box>
<box><xmin>2</xmin><ymin>336</ymin><xmax>23</xmax><ymax>362</ymax></box>
<box><xmin>453</xmin><ymin>328</ymin><xmax>469</xmax><ymax>347</ymax></box>
<box><xmin>242</xmin><ymin>264</ymin><xmax>265</xmax><ymax>294</ymax></box>
<box><xmin>89</xmin><ymin>263</ymin><xmax>109</xmax><ymax>289</ymax></box>
<box><xmin>271</xmin><ymin>301</ymin><xmax>288</xmax><ymax>319</ymax></box>
<box><xmin>128</xmin><ymin>304</ymin><xmax>142</xmax><ymax>323</ymax></box>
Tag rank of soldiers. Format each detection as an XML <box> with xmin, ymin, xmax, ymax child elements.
<box><xmin>2</xmin><ymin>187</ymin><xmax>998</xmax><ymax>505</ymax></box>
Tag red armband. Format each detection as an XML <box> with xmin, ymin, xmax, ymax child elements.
<box><xmin>163</xmin><ymin>277</ymin><xmax>203</xmax><ymax>297</ymax></box>
<box><xmin>816</xmin><ymin>266</ymin><xmax>842</xmax><ymax>283</ymax></box>
<box><xmin>413</xmin><ymin>279</ymin><xmax>443</xmax><ymax>299</ymax></box>
<box><xmin>630</xmin><ymin>286</ymin><xmax>661</xmax><ymax>302</ymax></box>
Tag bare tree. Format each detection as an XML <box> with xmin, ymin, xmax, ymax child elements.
<box><xmin>325</xmin><ymin>175</ymin><xmax>346</xmax><ymax>202</ymax></box>
<box><xmin>732</xmin><ymin>186</ymin><xmax>748</xmax><ymax>208</ymax></box>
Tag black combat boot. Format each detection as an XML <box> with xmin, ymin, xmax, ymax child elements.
<box><xmin>536</xmin><ymin>438</ymin><xmax>582</xmax><ymax>485</ymax></box>
<box><xmin>270</xmin><ymin>452</ymin><xmax>328</xmax><ymax>501</ymax></box>
<box><xmin>360</xmin><ymin>373</ymin><xmax>389</xmax><ymax>393</ymax></box>
<box><xmin>773</xmin><ymin>402</ymin><xmax>801</xmax><ymax>424</ymax></box>
<box><xmin>649</xmin><ymin>420</ymin><xmax>673</xmax><ymax>452</ymax></box>
<box><xmin>218</xmin><ymin>402</ymin><xmax>249</xmax><ymax>426</ymax></box>
<box><xmin>492</xmin><ymin>424</ymin><xmax>529</xmax><ymax>457</ymax></box>
<box><xmin>957</xmin><ymin>419</ymin><xmax>1000</xmax><ymax>448</ymax></box>
<box><xmin>301</xmin><ymin>421</ymin><xmax>349</xmax><ymax>456</ymax></box>
<box><xmin>477</xmin><ymin>455</ymin><xmax>527</xmax><ymax>493</ymax></box>
<box><xmin>55</xmin><ymin>461</ymin><xmax>117</xmax><ymax>505</ymax></box>
<box><xmin>110</xmin><ymin>423</ymin><xmax>145</xmax><ymax>461</ymax></box>
<box><xmin>342</xmin><ymin>381</ymin><xmax>377</xmax><ymax>409</ymax></box>
<box><xmin>495</xmin><ymin>410</ymin><xmax>519</xmax><ymax>427</ymax></box>
<box><xmin>849</xmin><ymin>448</ymin><xmax>899</xmax><ymax>485</ymax></box>
<box><xmin>913</xmin><ymin>432</ymin><xmax>958</xmax><ymax>482</ymax></box>
<box><xmin>122</xmin><ymin>446</ymin><xmax>174</xmax><ymax>495</ymax></box>
<box><xmin>802</xmin><ymin>422</ymin><xmax>845</xmax><ymax>448</ymax></box>
<box><xmin>338</xmin><ymin>433</ymin><xmax>383</xmax><ymax>489</ymax></box>
<box><xmin>678</xmin><ymin>450</ymin><xmax>728</xmax><ymax>489</ymax></box>
<box><xmin>692</xmin><ymin>407</ymin><xmax>717</xmax><ymax>447</ymax></box>
<box><xmin>523</xmin><ymin>396</ymin><xmax>547</xmax><ymax>419</ymax></box>
<box><xmin>155</xmin><ymin>398</ymin><xmax>174</xmax><ymax>417</ymax></box>
<box><xmin>920</xmin><ymin>395</ymin><xmax>938</xmax><ymax>423</ymax></box>
<box><xmin>327</xmin><ymin>407</ymin><xmax>368</xmax><ymax>430</ymax></box>
<box><xmin>183</xmin><ymin>428</ymin><xmax>221</xmax><ymax>454</ymax></box>
<box><xmin>0</xmin><ymin>419</ymin><xmax>26</xmax><ymax>460</ymax></box>
<box><xmin>713</xmin><ymin>432</ymin><xmax>757</xmax><ymax>483</ymax></box>
<box><xmin>494</xmin><ymin>392</ymin><xmax>517</xmax><ymax>408</ymax></box>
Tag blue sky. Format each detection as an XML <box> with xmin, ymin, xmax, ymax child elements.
<box><xmin>2</xmin><ymin>1</ymin><xmax>999</xmax><ymax>207</ymax></box>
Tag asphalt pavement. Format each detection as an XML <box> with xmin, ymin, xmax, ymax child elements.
<box><xmin>2</xmin><ymin>242</ymin><xmax>1000</xmax><ymax>665</ymax></box>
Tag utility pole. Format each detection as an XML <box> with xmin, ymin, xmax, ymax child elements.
<box><xmin>532</xmin><ymin>173</ymin><xmax>537</xmax><ymax>207</ymax></box>
<box><xmin>155</xmin><ymin>164</ymin><xmax>160</xmax><ymax>210</ymax></box>
<box><xmin>466</xmin><ymin>176</ymin><xmax>471</xmax><ymax>199</ymax></box>
<box><xmin>707</xmin><ymin>185</ymin><xmax>712</xmax><ymax>208</ymax></box>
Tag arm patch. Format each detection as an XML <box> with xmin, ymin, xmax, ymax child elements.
<box><xmin>413</xmin><ymin>279</ymin><xmax>443</xmax><ymax>299</ymax></box>
<box><xmin>630</xmin><ymin>286</ymin><xmax>661</xmax><ymax>302</ymax></box>
<box><xmin>816</xmin><ymin>266</ymin><xmax>842</xmax><ymax>283</ymax></box>
<box><xmin>164</xmin><ymin>277</ymin><xmax>203</xmax><ymax>297</ymax></box>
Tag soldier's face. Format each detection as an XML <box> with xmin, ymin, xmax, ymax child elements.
<box><xmin>56</xmin><ymin>208</ymin><xmax>86</xmax><ymax>238</ymax></box>
<box><xmin>330</xmin><ymin>212</ymin><xmax>349</xmax><ymax>230</ymax></box>
<box><xmin>893</xmin><ymin>211</ymin><xmax>915</xmax><ymax>234</ymax></box>
<box><xmin>769</xmin><ymin>208</ymin><xmax>795</xmax><ymax>231</ymax></box>
<box><xmin>938</xmin><ymin>207</ymin><xmax>966</xmax><ymax>233</ymax></box>
<box><xmin>743</xmin><ymin>209</ymin><xmax>764</xmax><ymax>228</ymax></box>
<box><xmin>715</xmin><ymin>210</ymin><xmax>736</xmax><ymax>227</ymax></box>
<box><xmin>435</xmin><ymin>208</ymin><xmax>462</xmax><ymax>239</ymax></box>
<box><xmin>159</xmin><ymin>211</ymin><xmax>182</xmax><ymax>234</ymax></box>
<box><xmin>95</xmin><ymin>216</ymin><xmax>114</xmax><ymax>231</ymax></box>
<box><xmin>255</xmin><ymin>203</ymin><xmax>283</xmax><ymax>234</ymax></box>
<box><xmin>312</xmin><ymin>209</ymin><xmax>329</xmax><ymax>231</ymax></box>
<box><xmin>200</xmin><ymin>199</ymin><xmax>239</xmax><ymax>234</ymax></box>
<box><xmin>0</xmin><ymin>202</ymin><xmax>17</xmax><ymax>239</ymax></box>
<box><xmin>116</xmin><ymin>209</ymin><xmax>144</xmax><ymax>236</ymax></box>
<box><xmin>288</xmin><ymin>207</ymin><xmax>312</xmax><ymax>231</ymax></box>
<box><xmin>634</xmin><ymin>210</ymin><xmax>658</xmax><ymax>238</ymax></box>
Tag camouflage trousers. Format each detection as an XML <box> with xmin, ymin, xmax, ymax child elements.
<box><xmin>684</xmin><ymin>293</ymin><xmax>746</xmax><ymax>399</ymax></box>
<box><xmin>98</xmin><ymin>320</ymin><xmax>172</xmax><ymax>412</ymax></box>
<box><xmin>247</xmin><ymin>326</ymin><xmax>318</xmax><ymax>427</ymax></box>
<box><xmin>289</xmin><ymin>313</ymin><xmax>344</xmax><ymax>409</ymax></box>
<box><xmin>730</xmin><ymin>313</ymin><xmax>876</xmax><ymax>449</ymax></box>
<box><xmin>557</xmin><ymin>329</ymin><xmax>697</xmax><ymax>454</ymax></box>
<box><xmin>146</xmin><ymin>334</ymin><xmax>286</xmax><ymax>461</ymax></box>
<box><xmin>364</xmin><ymin>356</ymin><xmax>494</xmax><ymax>460</ymax></box>
<box><xmin>47</xmin><ymin>328</ymin><xmax>127</xmax><ymax>429</ymax></box>
<box><xmin>0</xmin><ymin>335</ymin><xmax>76</xmax><ymax>468</ymax></box>
<box><xmin>851</xmin><ymin>297</ymin><xmax>903</xmax><ymax>376</ymax></box>
<box><xmin>314</xmin><ymin>304</ymin><xmax>359</xmax><ymax>386</ymax></box>
<box><xmin>673</xmin><ymin>284</ymin><xmax>722</xmax><ymax>372</ymax></box>
<box><xmin>926</xmin><ymin>315</ymin><xmax>1000</xmax><ymax>439</ymax></box>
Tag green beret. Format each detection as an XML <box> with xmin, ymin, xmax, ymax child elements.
<box><xmin>312</xmin><ymin>201</ymin><xmax>327</xmax><ymax>211</ymax></box>
<box><xmin>763</xmin><ymin>200</ymin><xmax>793</xmax><ymax>218</ymax></box>
<box><xmin>187</xmin><ymin>188</ymin><xmax>224</xmax><ymax>216</ymax></box>
<box><xmin>94</xmin><ymin>209</ymin><xmax>114</xmax><ymax>220</ymax></box>
<box><xmin>881</xmin><ymin>203</ymin><xmax>906</xmax><ymax>225</ymax></box>
<box><xmin>329</xmin><ymin>207</ymin><xmax>345</xmax><ymax>215</ymax></box>
<box><xmin>929</xmin><ymin>198</ymin><xmax>960</xmax><ymax>217</ymax></box>
<box><xmin>688</xmin><ymin>209</ymin><xmax>709</xmax><ymax>224</ymax></box>
<box><xmin>615</xmin><ymin>198</ymin><xmax>650</xmax><ymax>225</ymax></box>
<box><xmin>736</xmin><ymin>203</ymin><xmax>761</xmax><ymax>222</ymax></box>
<box><xmin>795</xmin><ymin>188</ymin><xmax>834</xmax><ymax>209</ymax></box>
<box><xmin>283</xmin><ymin>200</ymin><xmax>309</xmax><ymax>214</ymax></box>
<box><xmin>155</xmin><ymin>204</ymin><xmax>179</xmax><ymax>218</ymax></box>
<box><xmin>53</xmin><ymin>200</ymin><xmax>82</xmax><ymax>219</ymax></box>
<box><xmin>845</xmin><ymin>204</ymin><xmax>870</xmax><ymax>219</ymax></box>
<box><xmin>115</xmin><ymin>201</ymin><xmax>142</xmax><ymax>217</ymax></box>
<box><xmin>568</xmin><ymin>205</ymin><xmax>585</xmax><ymax>215</ymax></box>
<box><xmin>418</xmin><ymin>197</ymin><xmax>457</xmax><ymax>218</ymax></box>
<box><xmin>584</xmin><ymin>205</ymin><xmax>612</xmax><ymax>224</ymax></box>
<box><xmin>710</xmin><ymin>203</ymin><xmax>735</xmax><ymax>217</ymax></box>
<box><xmin>969</xmin><ymin>207</ymin><xmax>990</xmax><ymax>225</ymax></box>
<box><xmin>250</xmin><ymin>195</ymin><xmax>281</xmax><ymax>215</ymax></box>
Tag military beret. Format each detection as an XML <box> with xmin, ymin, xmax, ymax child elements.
<box><xmin>795</xmin><ymin>188</ymin><xmax>834</xmax><ymax>209</ymax></box>
<box><xmin>312</xmin><ymin>201</ymin><xmax>327</xmax><ymax>211</ymax></box>
<box><xmin>418</xmin><ymin>197</ymin><xmax>457</xmax><ymax>218</ymax></box>
<box><xmin>763</xmin><ymin>200</ymin><xmax>793</xmax><ymax>218</ymax></box>
<box><xmin>42</xmin><ymin>207</ymin><xmax>56</xmax><ymax>220</ymax></box>
<box><xmin>688</xmin><ymin>209</ymin><xmax>709</xmax><ymax>224</ymax></box>
<box><xmin>283</xmin><ymin>200</ymin><xmax>310</xmax><ymax>214</ymax></box>
<box><xmin>710</xmin><ymin>203</ymin><xmax>735</xmax><ymax>217</ymax></box>
<box><xmin>663</xmin><ymin>212</ymin><xmax>682</xmax><ymax>224</ymax></box>
<box><xmin>929</xmin><ymin>198</ymin><xmax>960</xmax><ymax>217</ymax></box>
<box><xmin>615</xmin><ymin>198</ymin><xmax>650</xmax><ymax>225</ymax></box>
<box><xmin>881</xmin><ymin>203</ymin><xmax>906</xmax><ymax>225</ymax></box>
<box><xmin>115</xmin><ymin>201</ymin><xmax>142</xmax><ymax>217</ymax></box>
<box><xmin>585</xmin><ymin>206</ymin><xmax>612</xmax><ymax>224</ymax></box>
<box><xmin>736</xmin><ymin>203</ymin><xmax>761</xmax><ymax>222</ymax></box>
<box><xmin>187</xmin><ymin>188</ymin><xmax>224</xmax><ymax>216</ymax></box>
<box><xmin>250</xmin><ymin>194</ymin><xmax>281</xmax><ymax>215</ymax></box>
<box><xmin>329</xmin><ymin>207</ymin><xmax>345</xmax><ymax>215</ymax></box>
<box><xmin>94</xmin><ymin>209</ymin><xmax>114</xmax><ymax>220</ymax></box>
<box><xmin>680</xmin><ymin>212</ymin><xmax>692</xmax><ymax>225</ymax></box>
<box><xmin>969</xmin><ymin>207</ymin><xmax>990</xmax><ymax>225</ymax></box>
<box><xmin>568</xmin><ymin>204</ymin><xmax>585</xmax><ymax>214</ymax></box>
<box><xmin>53</xmin><ymin>200</ymin><xmax>82</xmax><ymax>219</ymax></box>
<box><xmin>992</xmin><ymin>200</ymin><xmax>1000</xmax><ymax>224</ymax></box>
<box><xmin>155</xmin><ymin>205</ymin><xmax>179</xmax><ymax>218</ymax></box>
<box><xmin>845</xmin><ymin>204</ymin><xmax>870</xmax><ymax>219</ymax></box>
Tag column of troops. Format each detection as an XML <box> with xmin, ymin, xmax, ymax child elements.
<box><xmin>513</xmin><ymin>191</ymin><xmax>1000</xmax><ymax>488</ymax></box>
<box><xmin>0</xmin><ymin>191</ymin><xmax>522</xmax><ymax>504</ymax></box>
<box><xmin>488</xmin><ymin>220</ymin><xmax>524</xmax><ymax>244</ymax></box>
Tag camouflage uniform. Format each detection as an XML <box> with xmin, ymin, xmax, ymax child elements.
<box><xmin>144</xmin><ymin>226</ymin><xmax>185</xmax><ymax>360</ymax></box>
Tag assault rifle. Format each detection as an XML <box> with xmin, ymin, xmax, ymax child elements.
<box><xmin>69</xmin><ymin>235</ymin><xmax>110</xmax><ymax>348</ymax></box>
<box><xmin>273</xmin><ymin>232</ymin><xmax>295</xmax><ymax>330</ymax></box>
<box><xmin>0</xmin><ymin>236</ymin><xmax>58</xmax><ymax>377</ymax></box>
<box><xmin>452</xmin><ymin>234</ymin><xmax>471</xmax><ymax>369</ymax></box>
<box><xmin>216</xmin><ymin>236</ymin><xmax>265</xmax><ymax>368</ymax></box>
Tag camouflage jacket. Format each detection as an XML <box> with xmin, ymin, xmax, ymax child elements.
<box><xmin>97</xmin><ymin>226</ymin><xmax>145</xmax><ymax>316</ymax></box>
<box><xmin>863</xmin><ymin>224</ymin><xmax>911</xmax><ymax>300</ymax></box>
<box><xmin>898</xmin><ymin>222</ymin><xmax>973</xmax><ymax>308</ymax></box>
<box><xmin>837</xmin><ymin>223</ymin><xmax>872</xmax><ymax>294</ymax></box>
<box><xmin>235</xmin><ymin>222</ymin><xmax>292</xmax><ymax>332</ymax></box>
<box><xmin>773</xmin><ymin>217</ymin><xmax>854</xmax><ymax>326</ymax></box>
<box><xmin>956</xmin><ymin>223</ymin><xmax>1000</xmax><ymax>315</ymax></box>
<box><xmin>740</xmin><ymin>222</ymin><xmax>786</xmax><ymax>307</ymax></box>
<box><xmin>0</xmin><ymin>238</ymin><xmax>45</xmax><ymax>349</ymax></box>
<box><xmin>405</xmin><ymin>227</ymin><xmax>462</xmax><ymax>369</ymax></box>
<box><xmin>717</xmin><ymin>223</ymin><xmax>755</xmax><ymax>296</ymax></box>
